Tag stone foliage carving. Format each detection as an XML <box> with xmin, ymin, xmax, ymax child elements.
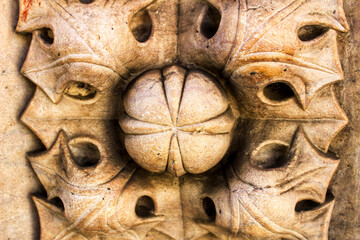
<box><xmin>17</xmin><ymin>0</ymin><xmax>348</xmax><ymax>239</ymax></box>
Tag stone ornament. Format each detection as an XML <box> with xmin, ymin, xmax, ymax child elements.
<box><xmin>120</xmin><ymin>66</ymin><xmax>235</xmax><ymax>176</ymax></box>
<box><xmin>17</xmin><ymin>0</ymin><xmax>348</xmax><ymax>239</ymax></box>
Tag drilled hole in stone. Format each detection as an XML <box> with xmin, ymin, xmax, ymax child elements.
<box><xmin>203</xmin><ymin>197</ymin><xmax>216</xmax><ymax>222</ymax></box>
<box><xmin>64</xmin><ymin>81</ymin><xmax>97</xmax><ymax>100</ymax></box>
<box><xmin>38</xmin><ymin>28</ymin><xmax>54</xmax><ymax>46</ymax></box>
<box><xmin>298</xmin><ymin>25</ymin><xmax>329</xmax><ymax>41</ymax></box>
<box><xmin>69</xmin><ymin>141</ymin><xmax>100</xmax><ymax>167</ymax></box>
<box><xmin>295</xmin><ymin>200</ymin><xmax>321</xmax><ymax>212</ymax></box>
<box><xmin>252</xmin><ymin>143</ymin><xmax>289</xmax><ymax>169</ymax></box>
<box><xmin>51</xmin><ymin>197</ymin><xmax>65</xmax><ymax>211</ymax></box>
<box><xmin>135</xmin><ymin>196</ymin><xmax>155</xmax><ymax>218</ymax></box>
<box><xmin>200</xmin><ymin>4</ymin><xmax>221</xmax><ymax>39</ymax></box>
<box><xmin>295</xmin><ymin>191</ymin><xmax>334</xmax><ymax>212</ymax></box>
<box><xmin>79</xmin><ymin>0</ymin><xmax>95</xmax><ymax>4</ymax></box>
<box><xmin>263</xmin><ymin>82</ymin><xmax>295</xmax><ymax>102</ymax></box>
<box><xmin>130</xmin><ymin>9</ymin><xmax>152</xmax><ymax>43</ymax></box>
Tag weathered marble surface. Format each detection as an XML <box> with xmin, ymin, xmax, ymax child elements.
<box><xmin>328</xmin><ymin>0</ymin><xmax>360</xmax><ymax>238</ymax></box>
<box><xmin>0</xmin><ymin>1</ymin><xmax>43</xmax><ymax>239</ymax></box>
<box><xmin>0</xmin><ymin>0</ymin><xmax>359</xmax><ymax>239</ymax></box>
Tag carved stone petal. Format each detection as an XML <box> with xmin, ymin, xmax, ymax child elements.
<box><xmin>124</xmin><ymin>131</ymin><xmax>173</xmax><ymax>173</ymax></box>
<box><xmin>124</xmin><ymin>69</ymin><xmax>172</xmax><ymax>126</ymax></box>
<box><xmin>177</xmin><ymin>132</ymin><xmax>231</xmax><ymax>174</ymax></box>
<box><xmin>177</xmin><ymin>71</ymin><xmax>229</xmax><ymax>126</ymax></box>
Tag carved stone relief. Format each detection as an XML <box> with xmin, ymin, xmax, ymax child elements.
<box><xmin>15</xmin><ymin>0</ymin><xmax>349</xmax><ymax>239</ymax></box>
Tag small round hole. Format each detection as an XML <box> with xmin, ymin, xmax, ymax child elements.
<box><xmin>69</xmin><ymin>141</ymin><xmax>100</xmax><ymax>167</ymax></box>
<box><xmin>252</xmin><ymin>142</ymin><xmax>289</xmax><ymax>169</ymax></box>
<box><xmin>79</xmin><ymin>0</ymin><xmax>95</xmax><ymax>4</ymax></box>
<box><xmin>135</xmin><ymin>196</ymin><xmax>155</xmax><ymax>218</ymax></box>
<box><xmin>64</xmin><ymin>82</ymin><xmax>97</xmax><ymax>100</ymax></box>
<box><xmin>263</xmin><ymin>82</ymin><xmax>295</xmax><ymax>102</ymax></box>
<box><xmin>130</xmin><ymin>9</ymin><xmax>152</xmax><ymax>43</ymax></box>
<box><xmin>38</xmin><ymin>28</ymin><xmax>54</xmax><ymax>46</ymax></box>
<box><xmin>202</xmin><ymin>197</ymin><xmax>216</xmax><ymax>222</ymax></box>
<box><xmin>298</xmin><ymin>25</ymin><xmax>329</xmax><ymax>41</ymax></box>
<box><xmin>200</xmin><ymin>4</ymin><xmax>221</xmax><ymax>39</ymax></box>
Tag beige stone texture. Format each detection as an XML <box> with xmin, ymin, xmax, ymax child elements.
<box><xmin>0</xmin><ymin>0</ymin><xmax>359</xmax><ymax>240</ymax></box>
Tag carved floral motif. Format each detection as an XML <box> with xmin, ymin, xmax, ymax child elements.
<box><xmin>17</xmin><ymin>0</ymin><xmax>348</xmax><ymax>239</ymax></box>
<box><xmin>120</xmin><ymin>65</ymin><xmax>235</xmax><ymax>176</ymax></box>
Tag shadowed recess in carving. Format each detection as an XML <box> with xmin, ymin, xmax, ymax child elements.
<box><xmin>295</xmin><ymin>200</ymin><xmax>321</xmax><ymax>212</ymax></box>
<box><xmin>135</xmin><ymin>195</ymin><xmax>155</xmax><ymax>218</ymax></box>
<box><xmin>51</xmin><ymin>197</ymin><xmax>65</xmax><ymax>211</ymax></box>
<box><xmin>130</xmin><ymin>9</ymin><xmax>153</xmax><ymax>43</ymax></box>
<box><xmin>298</xmin><ymin>25</ymin><xmax>329</xmax><ymax>41</ymax></box>
<box><xmin>202</xmin><ymin>197</ymin><xmax>216</xmax><ymax>222</ymax></box>
<box><xmin>69</xmin><ymin>141</ymin><xmax>100</xmax><ymax>167</ymax></box>
<box><xmin>64</xmin><ymin>82</ymin><xmax>97</xmax><ymax>100</ymax></box>
<box><xmin>200</xmin><ymin>3</ymin><xmax>221</xmax><ymax>39</ymax></box>
<box><xmin>295</xmin><ymin>191</ymin><xmax>334</xmax><ymax>212</ymax></box>
<box><xmin>38</xmin><ymin>28</ymin><xmax>54</xmax><ymax>46</ymax></box>
<box><xmin>252</xmin><ymin>142</ymin><xmax>289</xmax><ymax>169</ymax></box>
<box><xmin>79</xmin><ymin>0</ymin><xmax>95</xmax><ymax>4</ymax></box>
<box><xmin>263</xmin><ymin>82</ymin><xmax>295</xmax><ymax>102</ymax></box>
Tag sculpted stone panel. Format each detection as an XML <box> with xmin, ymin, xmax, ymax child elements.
<box><xmin>14</xmin><ymin>0</ymin><xmax>349</xmax><ymax>239</ymax></box>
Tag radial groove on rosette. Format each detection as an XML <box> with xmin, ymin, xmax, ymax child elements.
<box><xmin>167</xmin><ymin>135</ymin><xmax>186</xmax><ymax>177</ymax></box>
<box><xmin>178</xmin><ymin>108</ymin><xmax>235</xmax><ymax>134</ymax></box>
<box><xmin>124</xmin><ymin>131</ymin><xmax>173</xmax><ymax>173</ymax></box>
<box><xmin>119</xmin><ymin>114</ymin><xmax>172</xmax><ymax>135</ymax></box>
<box><xmin>163</xmin><ymin>65</ymin><xmax>187</xmax><ymax>124</ymax></box>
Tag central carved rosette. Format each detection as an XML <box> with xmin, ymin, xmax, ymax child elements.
<box><xmin>120</xmin><ymin>65</ymin><xmax>235</xmax><ymax>176</ymax></box>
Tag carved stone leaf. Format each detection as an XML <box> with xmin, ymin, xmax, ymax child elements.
<box><xmin>235</xmin><ymin>85</ymin><xmax>348</xmax><ymax>152</ymax></box>
<box><xmin>225</xmin><ymin>0</ymin><xmax>349</xmax><ymax>108</ymax></box>
<box><xmin>28</xmin><ymin>133</ymin><xmax>174</xmax><ymax>239</ymax></box>
<box><xmin>33</xmin><ymin>197</ymin><xmax>90</xmax><ymax>240</ymax></box>
<box><xmin>200</xmin><ymin>129</ymin><xmax>338</xmax><ymax>240</ymax></box>
<box><xmin>17</xmin><ymin>0</ymin><xmax>178</xmax><ymax>102</ymax></box>
<box><xmin>21</xmin><ymin>87</ymin><xmax>122</xmax><ymax>147</ymax></box>
<box><xmin>28</xmin><ymin>130</ymin><xmax>132</xmax><ymax>190</ymax></box>
<box><xmin>33</xmin><ymin>197</ymin><xmax>164</xmax><ymax>240</ymax></box>
<box><xmin>178</xmin><ymin>0</ymin><xmax>239</xmax><ymax>72</ymax></box>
